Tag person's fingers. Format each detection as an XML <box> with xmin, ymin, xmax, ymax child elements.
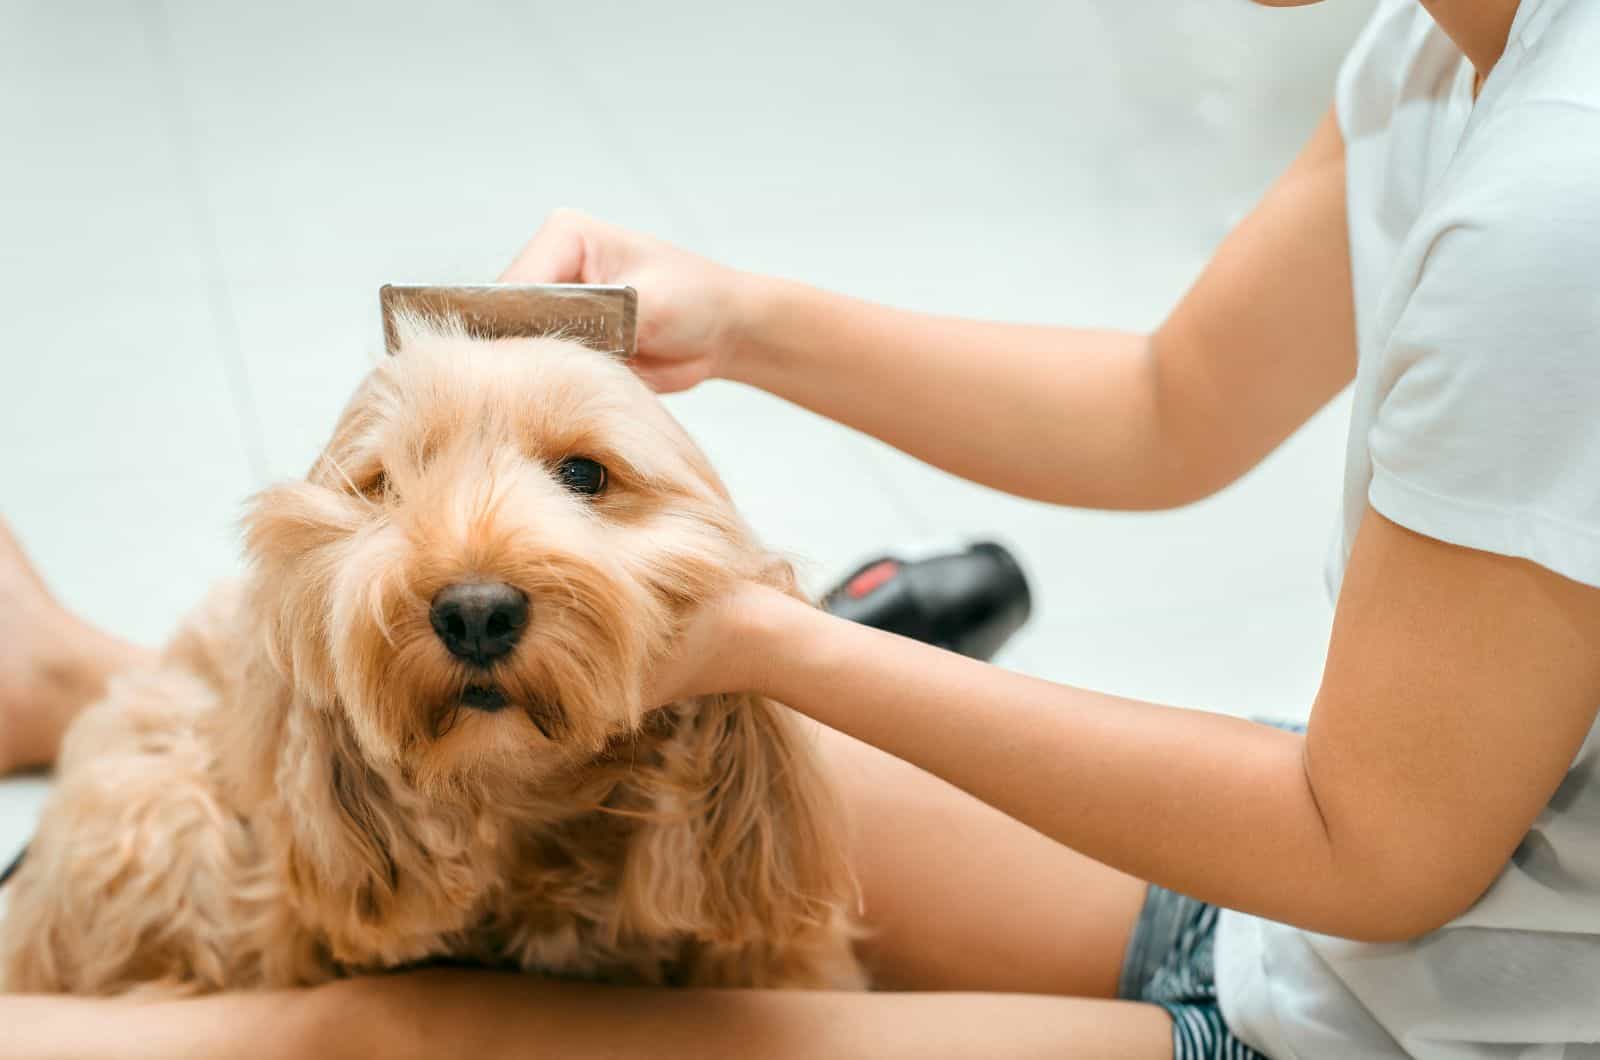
<box><xmin>498</xmin><ymin>228</ymin><xmax>581</xmax><ymax>283</ymax></box>
<box><xmin>498</xmin><ymin>209</ymin><xmax>591</xmax><ymax>283</ymax></box>
<box><xmin>629</xmin><ymin>358</ymin><xmax>683</xmax><ymax>394</ymax></box>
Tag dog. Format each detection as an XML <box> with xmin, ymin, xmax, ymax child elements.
<box><xmin>0</xmin><ymin>320</ymin><xmax>863</xmax><ymax>996</ymax></box>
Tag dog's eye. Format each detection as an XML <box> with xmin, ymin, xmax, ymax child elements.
<box><xmin>555</xmin><ymin>457</ymin><xmax>607</xmax><ymax>497</ymax></box>
<box><xmin>357</xmin><ymin>470</ymin><xmax>391</xmax><ymax>501</ymax></box>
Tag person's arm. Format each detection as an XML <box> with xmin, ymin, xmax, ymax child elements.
<box><xmin>0</xmin><ymin>970</ymin><xmax>1171</xmax><ymax>1060</ymax></box>
<box><xmin>733</xmin><ymin>110</ymin><xmax>1352</xmax><ymax>509</ymax></box>
<box><xmin>667</xmin><ymin>507</ymin><xmax>1600</xmax><ymax>942</ymax></box>
<box><xmin>503</xmin><ymin>111</ymin><xmax>1354</xmax><ymax>511</ymax></box>
<box><xmin>0</xmin><ymin>985</ymin><xmax>328</xmax><ymax>1060</ymax></box>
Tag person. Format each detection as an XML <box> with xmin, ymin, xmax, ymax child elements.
<box><xmin>4</xmin><ymin>0</ymin><xmax>1599</xmax><ymax>1055</ymax></box>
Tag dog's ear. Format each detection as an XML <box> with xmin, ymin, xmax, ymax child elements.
<box><xmin>236</xmin><ymin>481</ymin><xmax>363</xmax><ymax>712</ymax></box>
<box><xmin>618</xmin><ymin>681</ymin><xmax>858</xmax><ymax>985</ymax></box>
<box><xmin>239</xmin><ymin>370</ymin><xmax>396</xmax><ymax>707</ymax></box>
<box><xmin>704</xmin><ymin>692</ymin><xmax>854</xmax><ymax>941</ymax></box>
<box><xmin>267</xmin><ymin>701</ymin><xmax>490</xmax><ymax>968</ymax></box>
<box><xmin>648</xmin><ymin>554</ymin><xmax>861</xmax><ymax>985</ymax></box>
<box><xmin>211</xmin><ymin>479</ymin><xmax>358</xmax><ymax>821</ymax></box>
<box><xmin>690</xmin><ymin>554</ymin><xmax>855</xmax><ymax>947</ymax></box>
<box><xmin>267</xmin><ymin>702</ymin><xmax>418</xmax><ymax>965</ymax></box>
<box><xmin>244</xmin><ymin>481</ymin><xmax>364</xmax><ymax>564</ymax></box>
<box><xmin>210</xmin><ymin>646</ymin><xmax>417</xmax><ymax>971</ymax></box>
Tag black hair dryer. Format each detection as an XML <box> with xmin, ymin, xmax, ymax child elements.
<box><xmin>821</xmin><ymin>542</ymin><xmax>1031</xmax><ymax>661</ymax></box>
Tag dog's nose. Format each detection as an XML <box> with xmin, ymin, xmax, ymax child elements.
<box><xmin>429</xmin><ymin>582</ymin><xmax>529</xmax><ymax>666</ymax></box>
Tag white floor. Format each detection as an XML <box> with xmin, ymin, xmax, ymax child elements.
<box><xmin>0</xmin><ymin>1</ymin><xmax>1375</xmax><ymax>870</ymax></box>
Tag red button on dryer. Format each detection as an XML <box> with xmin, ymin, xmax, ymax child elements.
<box><xmin>845</xmin><ymin>560</ymin><xmax>900</xmax><ymax>599</ymax></box>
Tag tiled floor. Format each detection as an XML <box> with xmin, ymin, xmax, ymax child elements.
<box><xmin>1</xmin><ymin>0</ymin><xmax>1374</xmax><ymax>870</ymax></box>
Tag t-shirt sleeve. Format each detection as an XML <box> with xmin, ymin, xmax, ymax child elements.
<box><xmin>1366</xmin><ymin>105</ymin><xmax>1600</xmax><ymax>588</ymax></box>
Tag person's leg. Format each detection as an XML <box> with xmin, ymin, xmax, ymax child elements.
<box><xmin>814</xmin><ymin>720</ymin><xmax>1150</xmax><ymax>997</ymax></box>
<box><xmin>367</xmin><ymin>972</ymin><xmax>1175</xmax><ymax>1060</ymax></box>
<box><xmin>0</xmin><ymin>973</ymin><xmax>1173</xmax><ymax>1060</ymax></box>
<box><xmin>0</xmin><ymin>518</ymin><xmax>153</xmax><ymax>774</ymax></box>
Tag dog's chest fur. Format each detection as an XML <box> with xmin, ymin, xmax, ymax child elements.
<box><xmin>251</xmin><ymin>701</ymin><xmax>715</xmax><ymax>988</ymax></box>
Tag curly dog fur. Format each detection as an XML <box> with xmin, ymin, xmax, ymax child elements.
<box><xmin>0</xmin><ymin>322</ymin><xmax>862</xmax><ymax>996</ymax></box>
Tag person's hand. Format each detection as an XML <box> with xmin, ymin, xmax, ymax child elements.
<box><xmin>643</xmin><ymin>581</ymin><xmax>803</xmax><ymax>706</ymax></box>
<box><xmin>500</xmin><ymin>209</ymin><xmax>755</xmax><ymax>393</ymax></box>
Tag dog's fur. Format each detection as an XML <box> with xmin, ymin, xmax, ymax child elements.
<box><xmin>0</xmin><ymin>323</ymin><xmax>862</xmax><ymax>996</ymax></box>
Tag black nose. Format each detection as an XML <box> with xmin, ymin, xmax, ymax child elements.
<box><xmin>429</xmin><ymin>582</ymin><xmax>529</xmax><ymax>666</ymax></box>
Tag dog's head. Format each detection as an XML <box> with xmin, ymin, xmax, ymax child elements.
<box><xmin>243</xmin><ymin>320</ymin><xmax>756</xmax><ymax>790</ymax></box>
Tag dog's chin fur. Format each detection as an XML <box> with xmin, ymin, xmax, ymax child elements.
<box><xmin>0</xmin><ymin>323</ymin><xmax>864</xmax><ymax>996</ymax></box>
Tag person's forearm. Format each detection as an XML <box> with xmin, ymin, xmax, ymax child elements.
<box><xmin>0</xmin><ymin>989</ymin><xmax>322</xmax><ymax>1060</ymax></box>
<box><xmin>333</xmin><ymin>969</ymin><xmax>1167</xmax><ymax>1060</ymax></box>
<box><xmin>727</xmin><ymin>278</ymin><xmax>1183</xmax><ymax>510</ymax></box>
<box><xmin>0</xmin><ymin>965</ymin><xmax>1167</xmax><ymax>1060</ymax></box>
<box><xmin>753</xmin><ymin>597</ymin><xmax>1407</xmax><ymax>942</ymax></box>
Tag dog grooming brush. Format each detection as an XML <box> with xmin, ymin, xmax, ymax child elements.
<box><xmin>380</xmin><ymin>284</ymin><xmax>637</xmax><ymax>358</ymax></box>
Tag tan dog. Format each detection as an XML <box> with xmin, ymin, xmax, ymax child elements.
<box><xmin>0</xmin><ymin>322</ymin><xmax>862</xmax><ymax>996</ymax></box>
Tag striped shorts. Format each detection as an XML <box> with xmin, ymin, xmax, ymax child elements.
<box><xmin>1117</xmin><ymin>883</ymin><xmax>1269</xmax><ymax>1060</ymax></box>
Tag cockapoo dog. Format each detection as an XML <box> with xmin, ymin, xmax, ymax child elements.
<box><xmin>0</xmin><ymin>321</ymin><xmax>863</xmax><ymax>995</ymax></box>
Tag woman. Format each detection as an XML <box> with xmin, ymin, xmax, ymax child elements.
<box><xmin>4</xmin><ymin>0</ymin><xmax>1598</xmax><ymax>1056</ymax></box>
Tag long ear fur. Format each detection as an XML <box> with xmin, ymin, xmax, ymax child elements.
<box><xmin>210</xmin><ymin>579</ymin><xmax>487</xmax><ymax>979</ymax></box>
<box><xmin>698</xmin><ymin>691</ymin><xmax>856</xmax><ymax>941</ymax></box>
<box><xmin>262</xmin><ymin>699</ymin><xmax>484</xmax><ymax>972</ymax></box>
<box><xmin>210</xmin><ymin>642</ymin><xmax>412</xmax><ymax>971</ymax></box>
<box><xmin>618</xmin><ymin>559</ymin><xmax>860</xmax><ymax>986</ymax></box>
<box><xmin>224</xmin><ymin>418</ymin><xmax>485</xmax><ymax>972</ymax></box>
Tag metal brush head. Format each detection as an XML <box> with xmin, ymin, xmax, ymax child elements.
<box><xmin>380</xmin><ymin>284</ymin><xmax>637</xmax><ymax>358</ymax></box>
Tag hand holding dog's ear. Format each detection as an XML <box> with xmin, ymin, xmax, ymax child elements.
<box><xmin>642</xmin><ymin>581</ymin><xmax>798</xmax><ymax>707</ymax></box>
<box><xmin>500</xmin><ymin>209</ymin><xmax>751</xmax><ymax>394</ymax></box>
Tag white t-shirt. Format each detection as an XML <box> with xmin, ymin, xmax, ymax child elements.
<box><xmin>1215</xmin><ymin>1</ymin><xmax>1600</xmax><ymax>1057</ymax></box>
